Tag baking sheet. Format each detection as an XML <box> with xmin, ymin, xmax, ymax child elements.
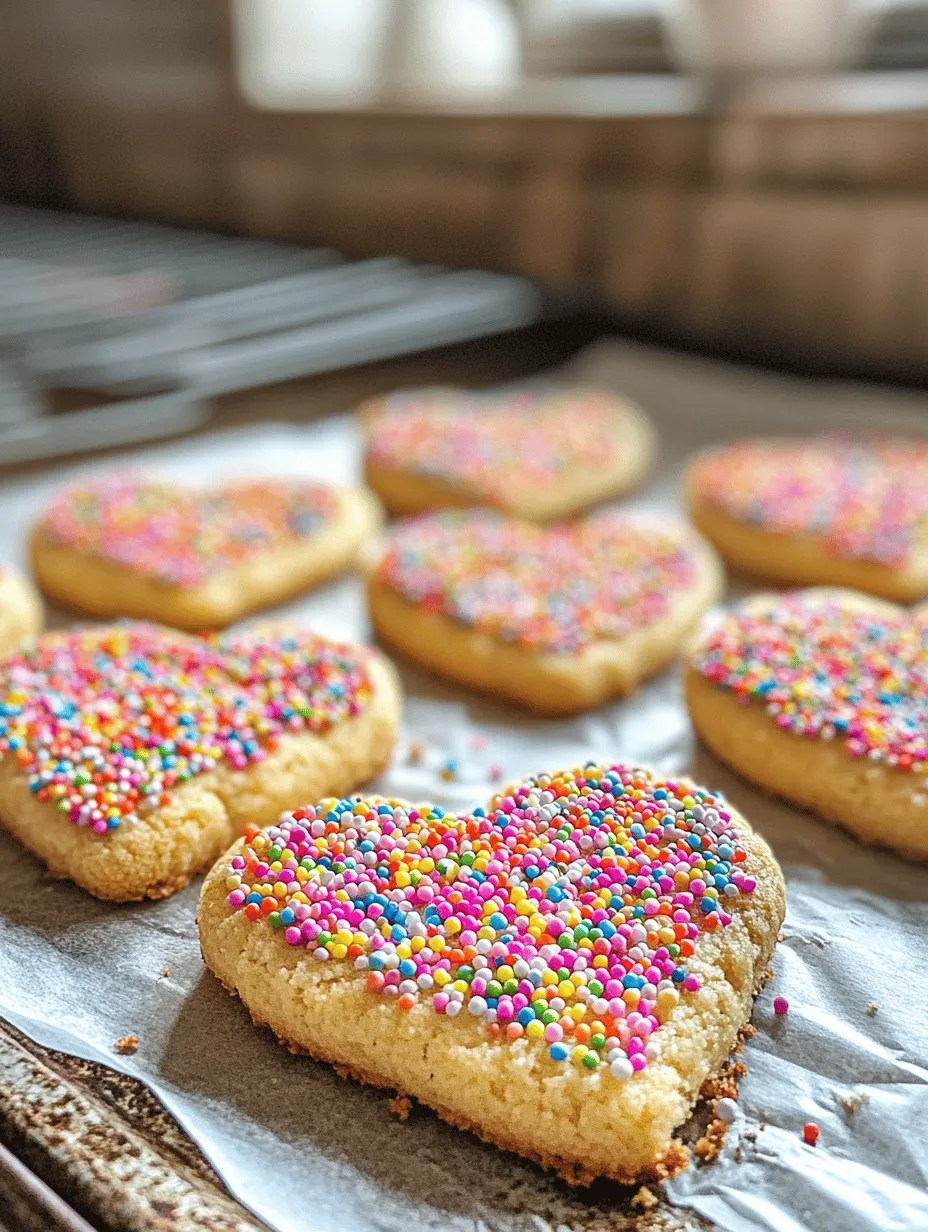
<box><xmin>0</xmin><ymin>340</ymin><xmax>927</xmax><ymax>1232</ymax></box>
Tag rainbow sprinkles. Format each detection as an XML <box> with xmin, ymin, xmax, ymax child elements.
<box><xmin>366</xmin><ymin>388</ymin><xmax>626</xmax><ymax>497</ymax></box>
<box><xmin>38</xmin><ymin>474</ymin><xmax>337</xmax><ymax>587</ymax></box>
<box><xmin>692</xmin><ymin>593</ymin><xmax>928</xmax><ymax>769</ymax></box>
<box><xmin>374</xmin><ymin>510</ymin><xmax>701</xmax><ymax>653</ymax></box>
<box><xmin>0</xmin><ymin>624</ymin><xmax>373</xmax><ymax>834</ymax></box>
<box><xmin>225</xmin><ymin>763</ymin><xmax>756</xmax><ymax>1078</ymax></box>
<box><xmin>691</xmin><ymin>436</ymin><xmax>928</xmax><ymax>568</ymax></box>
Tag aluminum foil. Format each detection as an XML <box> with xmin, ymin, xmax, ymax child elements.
<box><xmin>0</xmin><ymin>340</ymin><xmax>926</xmax><ymax>1232</ymax></box>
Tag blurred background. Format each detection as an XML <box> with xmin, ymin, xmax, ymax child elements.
<box><xmin>1</xmin><ymin>0</ymin><xmax>928</xmax><ymax>461</ymax></box>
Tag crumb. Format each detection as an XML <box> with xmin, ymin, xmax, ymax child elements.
<box><xmin>867</xmin><ymin>1002</ymin><xmax>879</xmax><ymax>1016</ymax></box>
<box><xmin>842</xmin><ymin>1091</ymin><xmax>870</xmax><ymax>1116</ymax></box>
<box><xmin>631</xmin><ymin>1186</ymin><xmax>659</xmax><ymax>1211</ymax></box>
<box><xmin>388</xmin><ymin>1094</ymin><xmax>412</xmax><ymax>1121</ymax></box>
<box><xmin>734</xmin><ymin>1145</ymin><xmax>743</xmax><ymax>1163</ymax></box>
<box><xmin>407</xmin><ymin>741</ymin><xmax>426</xmax><ymax>765</ymax></box>
<box><xmin>160</xmin><ymin>967</ymin><xmax>171</xmax><ymax>977</ymax></box>
<box><xmin>758</xmin><ymin>1123</ymin><xmax>766</xmax><ymax>1132</ymax></box>
<box><xmin>695</xmin><ymin>1119</ymin><xmax>729</xmax><ymax>1163</ymax></box>
<box><xmin>741</xmin><ymin>1023</ymin><xmax>757</xmax><ymax>1040</ymax></box>
<box><xmin>113</xmin><ymin>1035</ymin><xmax>139</xmax><ymax>1056</ymax></box>
<box><xmin>699</xmin><ymin>1055</ymin><xmax>748</xmax><ymax>1104</ymax></box>
<box><xmin>646</xmin><ymin>1142</ymin><xmax>689</xmax><ymax>1182</ymax></box>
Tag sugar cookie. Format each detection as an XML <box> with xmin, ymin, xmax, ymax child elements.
<box><xmin>199</xmin><ymin>762</ymin><xmax>785</xmax><ymax>1184</ymax></box>
<box><xmin>31</xmin><ymin>474</ymin><xmax>383</xmax><ymax>629</ymax></box>
<box><xmin>686</xmin><ymin>588</ymin><xmax>928</xmax><ymax>859</ymax></box>
<box><xmin>362</xmin><ymin>387</ymin><xmax>656</xmax><ymax>521</ymax></box>
<box><xmin>0</xmin><ymin>623</ymin><xmax>400</xmax><ymax>900</ymax></box>
<box><xmin>366</xmin><ymin>509</ymin><xmax>723</xmax><ymax>715</ymax></box>
<box><xmin>0</xmin><ymin>565</ymin><xmax>42</xmax><ymax>655</ymax></box>
<box><xmin>686</xmin><ymin>436</ymin><xmax>928</xmax><ymax>602</ymax></box>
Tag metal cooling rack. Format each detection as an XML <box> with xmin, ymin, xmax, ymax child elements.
<box><xmin>0</xmin><ymin>207</ymin><xmax>541</xmax><ymax>465</ymax></box>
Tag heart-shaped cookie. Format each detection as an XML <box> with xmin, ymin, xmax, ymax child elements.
<box><xmin>31</xmin><ymin>473</ymin><xmax>383</xmax><ymax>629</ymax></box>
<box><xmin>367</xmin><ymin>509</ymin><xmax>723</xmax><ymax>714</ymax></box>
<box><xmin>362</xmin><ymin>387</ymin><xmax>656</xmax><ymax>521</ymax></box>
<box><xmin>199</xmin><ymin>761</ymin><xmax>784</xmax><ymax>1183</ymax></box>
<box><xmin>686</xmin><ymin>436</ymin><xmax>928</xmax><ymax>601</ymax></box>
<box><xmin>0</xmin><ymin>565</ymin><xmax>42</xmax><ymax>656</ymax></box>
<box><xmin>686</xmin><ymin>588</ymin><xmax>928</xmax><ymax>859</ymax></box>
<box><xmin>0</xmin><ymin>622</ymin><xmax>400</xmax><ymax>899</ymax></box>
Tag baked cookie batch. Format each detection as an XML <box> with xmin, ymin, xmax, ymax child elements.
<box><xmin>0</xmin><ymin>385</ymin><xmax>919</xmax><ymax>1186</ymax></box>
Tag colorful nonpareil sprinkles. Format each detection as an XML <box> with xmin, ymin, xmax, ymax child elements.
<box><xmin>694</xmin><ymin>594</ymin><xmax>928</xmax><ymax>768</ymax></box>
<box><xmin>226</xmin><ymin>763</ymin><xmax>755</xmax><ymax>1076</ymax></box>
<box><xmin>366</xmin><ymin>388</ymin><xmax>626</xmax><ymax>499</ymax></box>
<box><xmin>0</xmin><ymin>624</ymin><xmax>372</xmax><ymax>833</ymax></box>
<box><xmin>691</xmin><ymin>436</ymin><xmax>928</xmax><ymax>568</ymax></box>
<box><xmin>375</xmin><ymin>510</ymin><xmax>700</xmax><ymax>653</ymax></box>
<box><xmin>39</xmin><ymin>475</ymin><xmax>337</xmax><ymax>586</ymax></box>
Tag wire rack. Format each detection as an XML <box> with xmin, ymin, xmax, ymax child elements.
<box><xmin>0</xmin><ymin>207</ymin><xmax>541</xmax><ymax>464</ymax></box>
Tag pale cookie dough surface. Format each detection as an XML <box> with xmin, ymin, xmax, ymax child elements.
<box><xmin>362</xmin><ymin>387</ymin><xmax>656</xmax><ymax>521</ymax></box>
<box><xmin>367</xmin><ymin>514</ymin><xmax>724</xmax><ymax>715</ymax></box>
<box><xmin>686</xmin><ymin>588</ymin><xmax>928</xmax><ymax>860</ymax></box>
<box><xmin>0</xmin><ymin>566</ymin><xmax>42</xmax><ymax>656</ymax></box>
<box><xmin>686</xmin><ymin>439</ymin><xmax>928</xmax><ymax>602</ymax></box>
<box><xmin>198</xmin><ymin>767</ymin><xmax>785</xmax><ymax>1185</ymax></box>
<box><xmin>31</xmin><ymin>480</ymin><xmax>383</xmax><ymax>630</ymax></box>
<box><xmin>0</xmin><ymin>628</ymin><xmax>401</xmax><ymax>901</ymax></box>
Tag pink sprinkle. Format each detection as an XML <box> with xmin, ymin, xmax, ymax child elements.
<box><xmin>774</xmin><ymin>996</ymin><xmax>789</xmax><ymax>1015</ymax></box>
